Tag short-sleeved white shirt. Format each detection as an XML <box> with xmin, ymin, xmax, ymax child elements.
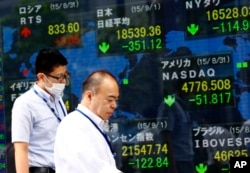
<box><xmin>54</xmin><ymin>104</ymin><xmax>122</xmax><ymax>173</ymax></box>
<box><xmin>11</xmin><ymin>83</ymin><xmax>67</xmax><ymax>169</ymax></box>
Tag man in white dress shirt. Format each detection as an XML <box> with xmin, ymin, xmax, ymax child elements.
<box><xmin>11</xmin><ymin>48</ymin><xmax>69</xmax><ymax>173</ymax></box>
<box><xmin>54</xmin><ymin>70</ymin><xmax>122</xmax><ymax>173</ymax></box>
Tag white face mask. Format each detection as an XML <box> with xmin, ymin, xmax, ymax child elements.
<box><xmin>45</xmin><ymin>83</ymin><xmax>65</xmax><ymax>96</ymax></box>
<box><xmin>44</xmin><ymin>76</ymin><xmax>65</xmax><ymax>96</ymax></box>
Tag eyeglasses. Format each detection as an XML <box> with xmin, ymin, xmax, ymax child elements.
<box><xmin>45</xmin><ymin>72</ymin><xmax>71</xmax><ymax>83</ymax></box>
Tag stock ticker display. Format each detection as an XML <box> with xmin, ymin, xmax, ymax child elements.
<box><xmin>1</xmin><ymin>0</ymin><xmax>250</xmax><ymax>172</ymax></box>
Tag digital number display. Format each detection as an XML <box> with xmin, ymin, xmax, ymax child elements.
<box><xmin>215</xmin><ymin>20</ymin><xmax>250</xmax><ymax>33</ymax></box>
<box><xmin>206</xmin><ymin>7</ymin><xmax>250</xmax><ymax>21</ymax></box>
<box><xmin>189</xmin><ymin>91</ymin><xmax>233</xmax><ymax>106</ymax></box>
<box><xmin>53</xmin><ymin>34</ymin><xmax>81</xmax><ymax>47</ymax></box>
<box><xmin>181</xmin><ymin>79</ymin><xmax>232</xmax><ymax>93</ymax></box>
<box><xmin>193</xmin><ymin>124</ymin><xmax>250</xmax><ymax>173</ymax></box>
<box><xmin>108</xmin><ymin>118</ymin><xmax>169</xmax><ymax>172</ymax></box>
<box><xmin>214</xmin><ymin>150</ymin><xmax>248</xmax><ymax>162</ymax></box>
<box><xmin>129</xmin><ymin>157</ymin><xmax>169</xmax><ymax>169</ymax></box>
<box><xmin>122</xmin><ymin>144</ymin><xmax>168</xmax><ymax>156</ymax></box>
<box><xmin>116</xmin><ymin>25</ymin><xmax>162</xmax><ymax>40</ymax></box>
<box><xmin>17</xmin><ymin>2</ymin><xmax>82</xmax><ymax>48</ymax></box>
<box><xmin>181</xmin><ymin>78</ymin><xmax>234</xmax><ymax>107</ymax></box>
<box><xmin>2</xmin><ymin>0</ymin><xmax>250</xmax><ymax>173</ymax></box>
<box><xmin>185</xmin><ymin>2</ymin><xmax>250</xmax><ymax>37</ymax></box>
<box><xmin>48</xmin><ymin>22</ymin><xmax>81</xmax><ymax>47</ymax></box>
<box><xmin>96</xmin><ymin>2</ymin><xmax>165</xmax><ymax>56</ymax></box>
<box><xmin>48</xmin><ymin>22</ymin><xmax>80</xmax><ymax>35</ymax></box>
<box><xmin>122</xmin><ymin>38</ymin><xmax>162</xmax><ymax>52</ymax></box>
<box><xmin>161</xmin><ymin>53</ymin><xmax>234</xmax><ymax>109</ymax></box>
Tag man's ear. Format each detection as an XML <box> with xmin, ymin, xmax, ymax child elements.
<box><xmin>37</xmin><ymin>73</ymin><xmax>44</xmax><ymax>80</ymax></box>
<box><xmin>86</xmin><ymin>90</ymin><xmax>93</xmax><ymax>101</ymax></box>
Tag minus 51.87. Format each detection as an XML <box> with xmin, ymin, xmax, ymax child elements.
<box><xmin>188</xmin><ymin>92</ymin><xmax>233</xmax><ymax>106</ymax></box>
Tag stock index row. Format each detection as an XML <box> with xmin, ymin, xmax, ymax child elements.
<box><xmin>15</xmin><ymin>1</ymin><xmax>250</xmax><ymax>53</ymax></box>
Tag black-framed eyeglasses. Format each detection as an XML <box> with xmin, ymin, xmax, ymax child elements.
<box><xmin>45</xmin><ymin>72</ymin><xmax>71</xmax><ymax>82</ymax></box>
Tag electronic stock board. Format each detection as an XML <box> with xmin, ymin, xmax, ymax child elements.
<box><xmin>1</xmin><ymin>0</ymin><xmax>250</xmax><ymax>172</ymax></box>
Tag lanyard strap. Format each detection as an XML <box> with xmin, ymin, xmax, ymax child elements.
<box><xmin>33</xmin><ymin>88</ymin><xmax>66</xmax><ymax>122</ymax></box>
<box><xmin>76</xmin><ymin>109</ymin><xmax>116</xmax><ymax>157</ymax></box>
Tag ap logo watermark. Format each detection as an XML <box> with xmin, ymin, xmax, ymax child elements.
<box><xmin>230</xmin><ymin>157</ymin><xmax>250</xmax><ymax>172</ymax></box>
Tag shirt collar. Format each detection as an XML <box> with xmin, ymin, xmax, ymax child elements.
<box><xmin>33</xmin><ymin>83</ymin><xmax>59</xmax><ymax>102</ymax></box>
<box><xmin>76</xmin><ymin>104</ymin><xmax>108</xmax><ymax>130</ymax></box>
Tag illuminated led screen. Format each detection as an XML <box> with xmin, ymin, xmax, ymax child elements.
<box><xmin>1</xmin><ymin>0</ymin><xmax>250</xmax><ymax>172</ymax></box>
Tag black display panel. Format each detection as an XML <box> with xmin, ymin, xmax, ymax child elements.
<box><xmin>1</xmin><ymin>0</ymin><xmax>250</xmax><ymax>172</ymax></box>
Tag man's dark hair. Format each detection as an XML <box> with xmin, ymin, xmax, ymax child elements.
<box><xmin>35</xmin><ymin>48</ymin><xmax>68</xmax><ymax>75</ymax></box>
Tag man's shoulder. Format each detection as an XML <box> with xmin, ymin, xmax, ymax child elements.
<box><xmin>62</xmin><ymin>109</ymin><xmax>94</xmax><ymax>127</ymax></box>
<box><xmin>61</xmin><ymin>110</ymin><xmax>83</xmax><ymax>123</ymax></box>
<box><xmin>14</xmin><ymin>88</ymin><xmax>34</xmax><ymax>100</ymax></box>
<box><xmin>13</xmin><ymin>89</ymin><xmax>41</xmax><ymax>107</ymax></box>
<box><xmin>58</xmin><ymin>110</ymin><xmax>88</xmax><ymax>133</ymax></box>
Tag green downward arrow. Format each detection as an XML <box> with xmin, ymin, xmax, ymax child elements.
<box><xmin>187</xmin><ymin>24</ymin><xmax>199</xmax><ymax>36</ymax></box>
<box><xmin>99</xmin><ymin>42</ymin><xmax>110</xmax><ymax>54</ymax></box>
<box><xmin>195</xmin><ymin>163</ymin><xmax>208</xmax><ymax>173</ymax></box>
<box><xmin>164</xmin><ymin>95</ymin><xmax>175</xmax><ymax>107</ymax></box>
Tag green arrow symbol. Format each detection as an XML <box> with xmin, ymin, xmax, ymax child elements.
<box><xmin>187</xmin><ymin>24</ymin><xmax>199</xmax><ymax>36</ymax></box>
<box><xmin>164</xmin><ymin>95</ymin><xmax>175</xmax><ymax>107</ymax></box>
<box><xmin>99</xmin><ymin>42</ymin><xmax>110</xmax><ymax>54</ymax></box>
<box><xmin>195</xmin><ymin>163</ymin><xmax>208</xmax><ymax>173</ymax></box>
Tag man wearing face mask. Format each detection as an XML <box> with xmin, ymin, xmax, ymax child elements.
<box><xmin>11</xmin><ymin>48</ymin><xmax>70</xmax><ymax>173</ymax></box>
